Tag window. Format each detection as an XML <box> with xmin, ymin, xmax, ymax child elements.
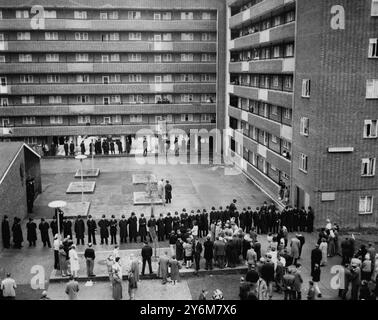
<box><xmin>372</xmin><ymin>0</ymin><xmax>378</xmax><ymax>16</ymax></box>
<box><xmin>47</xmin><ymin>75</ymin><xmax>60</xmax><ymax>83</ymax></box>
<box><xmin>154</xmin><ymin>13</ymin><xmax>161</xmax><ymax>20</ymax></box>
<box><xmin>45</xmin><ymin>32</ymin><xmax>58</xmax><ymax>40</ymax></box>
<box><xmin>111</xmin><ymin>95</ymin><xmax>121</xmax><ymax>104</ymax></box>
<box><xmin>129</xmin><ymin>74</ymin><xmax>142</xmax><ymax>82</ymax></box>
<box><xmin>359</xmin><ymin>196</ymin><xmax>373</xmax><ymax>214</ymax></box>
<box><xmin>111</xmin><ymin>54</ymin><xmax>120</xmax><ymax>62</ymax></box>
<box><xmin>102</xmin><ymin>76</ymin><xmax>110</xmax><ymax>84</ymax></box>
<box><xmin>181</xmin><ymin>74</ymin><xmax>194</xmax><ymax>82</ymax></box>
<box><xmin>163</xmin><ymin>54</ymin><xmax>172</xmax><ymax>62</ymax></box>
<box><xmin>271</xmin><ymin>135</ymin><xmax>278</xmax><ymax>143</ymax></box>
<box><xmin>102</xmin><ymin>55</ymin><xmax>109</xmax><ymax>63</ymax></box>
<box><xmin>78</xmin><ymin>116</ymin><xmax>90</xmax><ymax>124</ymax></box>
<box><xmin>285</xmin><ymin>11</ymin><xmax>295</xmax><ymax>23</ymax></box>
<box><xmin>17</xmin><ymin>32</ymin><xmax>31</xmax><ymax>40</ymax></box>
<box><xmin>299</xmin><ymin>153</ymin><xmax>308</xmax><ymax>172</ymax></box>
<box><xmin>130</xmin><ymin>115</ymin><xmax>143</xmax><ymax>122</ymax></box>
<box><xmin>201</xmin><ymin>74</ymin><xmax>211</xmax><ymax>82</ymax></box>
<box><xmin>366</xmin><ymin>79</ymin><xmax>378</xmax><ymax>98</ymax></box>
<box><xmin>285</xmin><ymin>44</ymin><xmax>294</xmax><ymax>57</ymax></box>
<box><xmin>77</xmin><ymin>116</ymin><xmax>91</xmax><ymax>124</ymax></box>
<box><xmin>109</xmin><ymin>11</ymin><xmax>118</xmax><ymax>20</ymax></box>
<box><xmin>50</xmin><ymin>116</ymin><xmax>63</xmax><ymax>124</ymax></box>
<box><xmin>2</xmin><ymin>118</ymin><xmax>10</xmax><ymax>127</ymax></box>
<box><xmin>201</xmin><ymin>114</ymin><xmax>211</xmax><ymax>122</ymax></box>
<box><xmin>77</xmin><ymin>95</ymin><xmax>89</xmax><ymax>103</ymax></box>
<box><xmin>369</xmin><ymin>39</ymin><xmax>378</xmax><ymax>58</ymax></box>
<box><xmin>100</xmin><ymin>12</ymin><xmax>108</xmax><ymax>20</ymax></box>
<box><xmin>0</xmin><ymin>56</ymin><xmax>5</xmax><ymax>63</ymax></box>
<box><xmin>154</xmin><ymin>55</ymin><xmax>162</xmax><ymax>63</ymax></box>
<box><xmin>181</xmin><ymin>54</ymin><xmax>194</xmax><ymax>62</ymax></box>
<box><xmin>112</xmin><ymin>74</ymin><xmax>121</xmax><ymax>83</ymax></box>
<box><xmin>284</xmin><ymin>76</ymin><xmax>293</xmax><ymax>90</ymax></box>
<box><xmin>45</xmin><ymin>10</ymin><xmax>57</xmax><ymax>18</ymax></box>
<box><xmin>16</xmin><ymin>10</ymin><xmax>29</xmax><ymax>18</ymax></box>
<box><xmin>282</xmin><ymin>140</ymin><xmax>291</xmax><ymax>149</ymax></box>
<box><xmin>130</xmin><ymin>95</ymin><xmax>144</xmax><ymax>104</ymax></box>
<box><xmin>163</xmin><ymin>74</ymin><xmax>172</xmax><ymax>82</ymax></box>
<box><xmin>162</xmin><ymin>33</ymin><xmax>172</xmax><ymax>41</ymax></box>
<box><xmin>181</xmin><ymin>94</ymin><xmax>194</xmax><ymax>103</ymax></box>
<box><xmin>363</xmin><ymin>120</ymin><xmax>378</xmax><ymax>138</ymax></box>
<box><xmin>181</xmin><ymin>33</ymin><xmax>194</xmax><ymax>41</ymax></box>
<box><xmin>22</xmin><ymin>116</ymin><xmax>36</xmax><ymax>124</ymax></box>
<box><xmin>162</xmin><ymin>12</ymin><xmax>172</xmax><ymax>20</ymax></box>
<box><xmin>0</xmin><ymin>76</ymin><xmax>6</xmax><ymax>87</ymax></box>
<box><xmin>154</xmin><ymin>34</ymin><xmax>162</xmax><ymax>41</ymax></box>
<box><xmin>273</xmin><ymin>16</ymin><xmax>281</xmax><ymax>27</ymax></box>
<box><xmin>74</xmin><ymin>11</ymin><xmax>87</xmax><ymax>19</ymax></box>
<box><xmin>46</xmin><ymin>53</ymin><xmax>59</xmax><ymax>62</ymax></box>
<box><xmin>271</xmin><ymin>105</ymin><xmax>278</xmax><ymax>115</ymax></box>
<box><xmin>49</xmin><ymin>96</ymin><xmax>62</xmax><ymax>104</ymax></box>
<box><xmin>103</xmin><ymin>96</ymin><xmax>110</xmax><ymax>105</ymax></box>
<box><xmin>201</xmin><ymin>94</ymin><xmax>214</xmax><ymax>103</ymax></box>
<box><xmin>201</xmin><ymin>54</ymin><xmax>212</xmax><ymax>62</ymax></box>
<box><xmin>0</xmin><ymin>98</ymin><xmax>8</xmax><ymax>106</ymax></box>
<box><xmin>272</xmin><ymin>76</ymin><xmax>279</xmax><ymax>87</ymax></box>
<box><xmin>181</xmin><ymin>114</ymin><xmax>193</xmax><ymax>122</ymax></box>
<box><xmin>77</xmin><ymin>75</ymin><xmax>89</xmax><ymax>83</ymax></box>
<box><xmin>273</xmin><ymin>46</ymin><xmax>281</xmax><ymax>58</ymax></box>
<box><xmin>20</xmin><ymin>75</ymin><xmax>33</xmax><ymax>83</ymax></box>
<box><xmin>130</xmin><ymin>54</ymin><xmax>141</xmax><ymax>62</ymax></box>
<box><xmin>103</xmin><ymin>116</ymin><xmax>111</xmax><ymax>124</ymax></box>
<box><xmin>75</xmin><ymin>32</ymin><xmax>88</xmax><ymax>41</ymax></box>
<box><xmin>114</xmin><ymin>115</ymin><xmax>122</xmax><ymax>123</ymax></box>
<box><xmin>300</xmin><ymin>117</ymin><xmax>309</xmax><ymax>136</ymax></box>
<box><xmin>76</xmin><ymin>53</ymin><xmax>89</xmax><ymax>62</ymax></box>
<box><xmin>128</xmin><ymin>11</ymin><xmax>141</xmax><ymax>20</ymax></box>
<box><xmin>261</xmin><ymin>131</ymin><xmax>268</xmax><ymax>146</ymax></box>
<box><xmin>181</xmin><ymin>12</ymin><xmax>193</xmax><ymax>20</ymax></box>
<box><xmin>361</xmin><ymin>158</ymin><xmax>376</xmax><ymax>176</ymax></box>
<box><xmin>202</xmin><ymin>12</ymin><xmax>211</xmax><ymax>20</ymax></box>
<box><xmin>302</xmin><ymin>79</ymin><xmax>311</xmax><ymax>97</ymax></box>
<box><xmin>129</xmin><ymin>32</ymin><xmax>141</xmax><ymax>40</ymax></box>
<box><xmin>102</xmin><ymin>33</ymin><xmax>119</xmax><ymax>41</ymax></box>
<box><xmin>19</xmin><ymin>54</ymin><xmax>32</xmax><ymax>62</ymax></box>
<box><xmin>0</xmin><ymin>10</ymin><xmax>2</xmax><ymax>19</ymax></box>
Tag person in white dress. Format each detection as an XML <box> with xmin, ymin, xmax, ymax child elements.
<box><xmin>69</xmin><ymin>245</ymin><xmax>80</xmax><ymax>278</ymax></box>
<box><xmin>319</xmin><ymin>238</ymin><xmax>328</xmax><ymax>266</ymax></box>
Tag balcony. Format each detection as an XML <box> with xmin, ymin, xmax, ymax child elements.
<box><xmin>229</xmin><ymin>0</ymin><xmax>296</xmax><ymax>29</ymax></box>
<box><xmin>8</xmin><ymin>83</ymin><xmax>216</xmax><ymax>95</ymax></box>
<box><xmin>5</xmin><ymin>41</ymin><xmax>217</xmax><ymax>53</ymax></box>
<box><xmin>0</xmin><ymin>103</ymin><xmax>216</xmax><ymax>117</ymax></box>
<box><xmin>1</xmin><ymin>63</ymin><xmax>217</xmax><ymax>74</ymax></box>
<box><xmin>228</xmin><ymin>84</ymin><xmax>292</xmax><ymax>108</ymax></box>
<box><xmin>2</xmin><ymin>123</ymin><xmax>217</xmax><ymax>137</ymax></box>
<box><xmin>230</xmin><ymin>22</ymin><xmax>295</xmax><ymax>50</ymax></box>
<box><xmin>229</xmin><ymin>57</ymin><xmax>294</xmax><ymax>73</ymax></box>
<box><xmin>0</xmin><ymin>19</ymin><xmax>217</xmax><ymax>32</ymax></box>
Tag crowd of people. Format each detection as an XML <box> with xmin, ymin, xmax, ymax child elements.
<box><xmin>2</xmin><ymin>198</ymin><xmax>378</xmax><ymax>300</ymax></box>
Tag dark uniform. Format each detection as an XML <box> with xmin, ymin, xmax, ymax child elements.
<box><xmin>12</xmin><ymin>218</ymin><xmax>23</xmax><ymax>249</ymax></box>
<box><xmin>199</xmin><ymin>210</ymin><xmax>208</xmax><ymax>237</ymax></box>
<box><xmin>172</xmin><ymin>213</ymin><xmax>180</xmax><ymax>232</ymax></box>
<box><xmin>39</xmin><ymin>219</ymin><xmax>51</xmax><ymax>247</ymax></box>
<box><xmin>157</xmin><ymin>214</ymin><xmax>165</xmax><ymax>242</ymax></box>
<box><xmin>307</xmin><ymin>207</ymin><xmax>314</xmax><ymax>233</ymax></box>
<box><xmin>62</xmin><ymin>217</ymin><xmax>72</xmax><ymax>239</ymax></box>
<box><xmin>27</xmin><ymin>218</ymin><xmax>37</xmax><ymax>247</ymax></box>
<box><xmin>119</xmin><ymin>216</ymin><xmax>128</xmax><ymax>243</ymax></box>
<box><xmin>87</xmin><ymin>216</ymin><xmax>97</xmax><ymax>244</ymax></box>
<box><xmin>50</xmin><ymin>217</ymin><xmax>58</xmax><ymax>238</ymax></box>
<box><xmin>109</xmin><ymin>216</ymin><xmax>118</xmax><ymax>245</ymax></box>
<box><xmin>74</xmin><ymin>216</ymin><xmax>85</xmax><ymax>245</ymax></box>
<box><xmin>98</xmin><ymin>216</ymin><xmax>110</xmax><ymax>245</ymax></box>
<box><xmin>128</xmin><ymin>214</ymin><xmax>138</xmax><ymax>243</ymax></box>
<box><xmin>253</xmin><ymin>208</ymin><xmax>260</xmax><ymax>233</ymax></box>
<box><xmin>139</xmin><ymin>215</ymin><xmax>147</xmax><ymax>243</ymax></box>
<box><xmin>164</xmin><ymin>213</ymin><xmax>173</xmax><ymax>239</ymax></box>
<box><xmin>1</xmin><ymin>216</ymin><xmax>10</xmax><ymax>249</ymax></box>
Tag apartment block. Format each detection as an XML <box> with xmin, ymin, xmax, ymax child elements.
<box><xmin>0</xmin><ymin>0</ymin><xmax>226</xmax><ymax>153</ymax></box>
<box><xmin>226</xmin><ymin>0</ymin><xmax>378</xmax><ymax>227</ymax></box>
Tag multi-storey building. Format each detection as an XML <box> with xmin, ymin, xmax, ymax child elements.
<box><xmin>0</xmin><ymin>0</ymin><xmax>226</xmax><ymax>154</ymax></box>
<box><xmin>226</xmin><ymin>0</ymin><xmax>378</xmax><ymax>227</ymax></box>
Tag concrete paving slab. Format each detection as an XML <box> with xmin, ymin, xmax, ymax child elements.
<box><xmin>132</xmin><ymin>173</ymin><xmax>157</xmax><ymax>184</ymax></box>
<box><xmin>66</xmin><ymin>181</ymin><xmax>96</xmax><ymax>194</ymax></box>
<box><xmin>63</xmin><ymin>201</ymin><xmax>91</xmax><ymax>218</ymax></box>
<box><xmin>133</xmin><ymin>192</ymin><xmax>164</xmax><ymax>205</ymax></box>
<box><xmin>74</xmin><ymin>168</ymin><xmax>100</xmax><ymax>178</ymax></box>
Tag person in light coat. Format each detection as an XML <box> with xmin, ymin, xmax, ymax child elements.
<box><xmin>290</xmin><ymin>237</ymin><xmax>301</xmax><ymax>265</ymax></box>
<box><xmin>69</xmin><ymin>245</ymin><xmax>80</xmax><ymax>278</ymax></box>
<box><xmin>319</xmin><ymin>238</ymin><xmax>328</xmax><ymax>266</ymax></box>
<box><xmin>157</xmin><ymin>179</ymin><xmax>165</xmax><ymax>201</ymax></box>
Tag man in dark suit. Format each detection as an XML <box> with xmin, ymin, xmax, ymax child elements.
<box><xmin>74</xmin><ymin>215</ymin><xmax>85</xmax><ymax>245</ymax></box>
<box><xmin>86</xmin><ymin>215</ymin><xmax>97</xmax><ymax>245</ymax></box>
<box><xmin>193</xmin><ymin>237</ymin><xmax>202</xmax><ymax>274</ymax></box>
<box><xmin>311</xmin><ymin>244</ymin><xmax>322</xmax><ymax>274</ymax></box>
<box><xmin>38</xmin><ymin>218</ymin><xmax>51</xmax><ymax>248</ymax></box>
<box><xmin>62</xmin><ymin>217</ymin><xmax>72</xmax><ymax>239</ymax></box>
<box><xmin>165</xmin><ymin>180</ymin><xmax>172</xmax><ymax>204</ymax></box>
<box><xmin>98</xmin><ymin>215</ymin><xmax>109</xmax><ymax>245</ymax></box>
<box><xmin>203</xmin><ymin>235</ymin><xmax>214</xmax><ymax>270</ymax></box>
<box><xmin>2</xmin><ymin>215</ymin><xmax>10</xmax><ymax>249</ymax></box>
<box><xmin>141</xmin><ymin>241</ymin><xmax>153</xmax><ymax>275</ymax></box>
<box><xmin>84</xmin><ymin>243</ymin><xmax>96</xmax><ymax>277</ymax></box>
<box><xmin>214</xmin><ymin>237</ymin><xmax>225</xmax><ymax>268</ymax></box>
<box><xmin>119</xmin><ymin>215</ymin><xmax>128</xmax><ymax>244</ymax></box>
<box><xmin>64</xmin><ymin>140</ymin><xmax>69</xmax><ymax>156</ymax></box>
